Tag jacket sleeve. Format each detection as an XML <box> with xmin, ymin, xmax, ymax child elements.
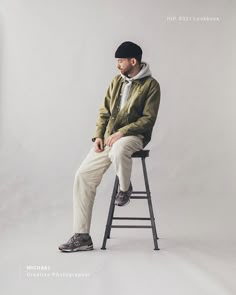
<box><xmin>91</xmin><ymin>79</ymin><xmax>113</xmax><ymax>141</ymax></box>
<box><xmin>117</xmin><ymin>79</ymin><xmax>161</xmax><ymax>136</ymax></box>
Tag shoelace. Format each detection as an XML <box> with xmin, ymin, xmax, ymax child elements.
<box><xmin>68</xmin><ymin>233</ymin><xmax>80</xmax><ymax>243</ymax></box>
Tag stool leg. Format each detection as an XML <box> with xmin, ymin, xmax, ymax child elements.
<box><xmin>107</xmin><ymin>205</ymin><xmax>115</xmax><ymax>239</ymax></box>
<box><xmin>101</xmin><ymin>176</ymin><xmax>119</xmax><ymax>249</ymax></box>
<box><xmin>141</xmin><ymin>157</ymin><xmax>160</xmax><ymax>250</ymax></box>
<box><xmin>107</xmin><ymin>177</ymin><xmax>119</xmax><ymax>239</ymax></box>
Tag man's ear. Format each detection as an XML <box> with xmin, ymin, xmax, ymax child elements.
<box><xmin>130</xmin><ymin>57</ymin><xmax>137</xmax><ymax>66</ymax></box>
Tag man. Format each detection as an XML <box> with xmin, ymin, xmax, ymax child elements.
<box><xmin>58</xmin><ymin>41</ymin><xmax>161</xmax><ymax>252</ymax></box>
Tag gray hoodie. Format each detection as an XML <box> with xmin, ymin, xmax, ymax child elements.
<box><xmin>119</xmin><ymin>61</ymin><xmax>152</xmax><ymax>110</ymax></box>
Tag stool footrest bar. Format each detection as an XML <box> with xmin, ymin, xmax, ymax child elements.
<box><xmin>111</xmin><ymin>225</ymin><xmax>152</xmax><ymax>228</ymax></box>
<box><xmin>113</xmin><ymin>217</ymin><xmax>151</xmax><ymax>220</ymax></box>
<box><xmin>130</xmin><ymin>196</ymin><xmax>148</xmax><ymax>199</ymax></box>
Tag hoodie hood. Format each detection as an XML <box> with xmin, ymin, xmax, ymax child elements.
<box><xmin>120</xmin><ymin>61</ymin><xmax>152</xmax><ymax>82</ymax></box>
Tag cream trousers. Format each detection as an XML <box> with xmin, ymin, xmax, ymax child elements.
<box><xmin>73</xmin><ymin>135</ymin><xmax>143</xmax><ymax>233</ymax></box>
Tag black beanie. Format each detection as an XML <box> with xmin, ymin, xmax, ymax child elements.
<box><xmin>115</xmin><ymin>41</ymin><xmax>142</xmax><ymax>58</ymax></box>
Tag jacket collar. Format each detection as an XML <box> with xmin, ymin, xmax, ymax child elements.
<box><xmin>120</xmin><ymin>61</ymin><xmax>152</xmax><ymax>85</ymax></box>
<box><xmin>121</xmin><ymin>76</ymin><xmax>150</xmax><ymax>85</ymax></box>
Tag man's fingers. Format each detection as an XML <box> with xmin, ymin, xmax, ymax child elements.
<box><xmin>100</xmin><ymin>140</ymin><xmax>104</xmax><ymax>150</ymax></box>
<box><xmin>94</xmin><ymin>143</ymin><xmax>101</xmax><ymax>152</ymax></box>
<box><xmin>108</xmin><ymin>138</ymin><xmax>115</xmax><ymax>147</ymax></box>
<box><xmin>94</xmin><ymin>139</ymin><xmax>104</xmax><ymax>152</ymax></box>
<box><xmin>98</xmin><ymin>140</ymin><xmax>104</xmax><ymax>151</ymax></box>
<box><xmin>107</xmin><ymin>137</ymin><xmax>113</xmax><ymax>147</ymax></box>
<box><xmin>94</xmin><ymin>144</ymin><xmax>99</xmax><ymax>152</ymax></box>
<box><xmin>110</xmin><ymin>138</ymin><xmax>116</xmax><ymax>146</ymax></box>
<box><xmin>105</xmin><ymin>134</ymin><xmax>121</xmax><ymax>147</ymax></box>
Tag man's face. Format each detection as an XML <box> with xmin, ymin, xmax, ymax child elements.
<box><xmin>116</xmin><ymin>58</ymin><xmax>134</xmax><ymax>76</ymax></box>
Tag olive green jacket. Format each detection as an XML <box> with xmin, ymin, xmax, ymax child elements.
<box><xmin>92</xmin><ymin>74</ymin><xmax>161</xmax><ymax>148</ymax></box>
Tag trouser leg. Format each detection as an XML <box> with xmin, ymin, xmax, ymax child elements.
<box><xmin>108</xmin><ymin>135</ymin><xmax>143</xmax><ymax>191</ymax></box>
<box><xmin>73</xmin><ymin>146</ymin><xmax>111</xmax><ymax>234</ymax></box>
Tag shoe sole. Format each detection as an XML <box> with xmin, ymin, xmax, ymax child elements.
<box><xmin>115</xmin><ymin>198</ymin><xmax>130</xmax><ymax>207</ymax></box>
<box><xmin>59</xmin><ymin>244</ymin><xmax>94</xmax><ymax>252</ymax></box>
<box><xmin>115</xmin><ymin>189</ymin><xmax>132</xmax><ymax>206</ymax></box>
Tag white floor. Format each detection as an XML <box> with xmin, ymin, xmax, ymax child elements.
<box><xmin>1</xmin><ymin>215</ymin><xmax>236</xmax><ymax>295</ymax></box>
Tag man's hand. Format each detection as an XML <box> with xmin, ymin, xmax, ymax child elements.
<box><xmin>105</xmin><ymin>131</ymin><xmax>124</xmax><ymax>147</ymax></box>
<box><xmin>94</xmin><ymin>138</ymin><xmax>104</xmax><ymax>153</ymax></box>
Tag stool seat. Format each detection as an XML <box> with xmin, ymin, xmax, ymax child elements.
<box><xmin>132</xmin><ymin>149</ymin><xmax>149</xmax><ymax>158</ymax></box>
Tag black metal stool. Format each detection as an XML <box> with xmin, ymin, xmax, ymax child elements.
<box><xmin>101</xmin><ymin>149</ymin><xmax>159</xmax><ymax>250</ymax></box>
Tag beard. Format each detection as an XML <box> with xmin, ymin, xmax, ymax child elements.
<box><xmin>123</xmin><ymin>71</ymin><xmax>129</xmax><ymax>77</ymax></box>
<box><xmin>122</xmin><ymin>65</ymin><xmax>133</xmax><ymax>77</ymax></box>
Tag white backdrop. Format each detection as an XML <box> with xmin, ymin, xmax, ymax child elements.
<box><xmin>0</xmin><ymin>0</ymin><xmax>235</xmax><ymax>294</ymax></box>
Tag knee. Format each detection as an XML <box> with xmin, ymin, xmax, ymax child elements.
<box><xmin>108</xmin><ymin>143</ymin><xmax>129</xmax><ymax>162</ymax></box>
<box><xmin>74</xmin><ymin>166</ymin><xmax>88</xmax><ymax>181</ymax></box>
